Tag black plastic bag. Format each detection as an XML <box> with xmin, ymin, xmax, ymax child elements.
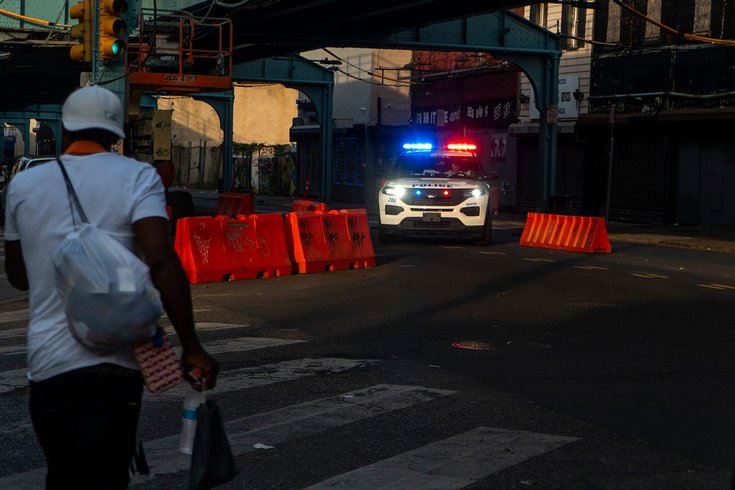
<box><xmin>189</xmin><ymin>400</ymin><xmax>238</xmax><ymax>490</ymax></box>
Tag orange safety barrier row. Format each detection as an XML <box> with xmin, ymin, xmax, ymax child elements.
<box><xmin>285</xmin><ymin>209</ymin><xmax>376</xmax><ymax>273</ymax></box>
<box><xmin>291</xmin><ymin>199</ymin><xmax>328</xmax><ymax>213</ymax></box>
<box><xmin>520</xmin><ymin>212</ymin><xmax>611</xmax><ymax>253</ymax></box>
<box><xmin>216</xmin><ymin>192</ymin><xmax>254</xmax><ymax>218</ymax></box>
<box><xmin>174</xmin><ymin>214</ymin><xmax>292</xmax><ymax>283</ymax></box>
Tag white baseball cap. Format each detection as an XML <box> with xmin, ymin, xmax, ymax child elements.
<box><xmin>62</xmin><ymin>85</ymin><xmax>126</xmax><ymax>139</ymax></box>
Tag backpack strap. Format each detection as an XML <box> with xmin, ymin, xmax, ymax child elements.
<box><xmin>56</xmin><ymin>156</ymin><xmax>89</xmax><ymax>224</ymax></box>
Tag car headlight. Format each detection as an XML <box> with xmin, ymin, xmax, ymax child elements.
<box><xmin>382</xmin><ymin>185</ymin><xmax>406</xmax><ymax>198</ymax></box>
<box><xmin>461</xmin><ymin>187</ymin><xmax>486</xmax><ymax>198</ymax></box>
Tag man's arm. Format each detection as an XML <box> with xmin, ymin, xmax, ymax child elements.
<box><xmin>133</xmin><ymin>217</ymin><xmax>219</xmax><ymax>390</ymax></box>
<box><xmin>4</xmin><ymin>240</ymin><xmax>29</xmax><ymax>291</ymax></box>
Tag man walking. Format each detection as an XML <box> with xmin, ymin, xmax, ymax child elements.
<box><xmin>3</xmin><ymin>85</ymin><xmax>219</xmax><ymax>489</ymax></box>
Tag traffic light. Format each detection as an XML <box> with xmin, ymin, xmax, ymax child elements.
<box><xmin>69</xmin><ymin>0</ymin><xmax>93</xmax><ymax>62</ymax></box>
<box><xmin>99</xmin><ymin>0</ymin><xmax>127</xmax><ymax>60</ymax></box>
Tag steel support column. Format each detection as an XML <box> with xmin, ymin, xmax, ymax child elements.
<box><xmin>192</xmin><ymin>91</ymin><xmax>235</xmax><ymax>191</ymax></box>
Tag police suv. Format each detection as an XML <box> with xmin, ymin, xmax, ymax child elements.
<box><xmin>378</xmin><ymin>142</ymin><xmax>493</xmax><ymax>244</ymax></box>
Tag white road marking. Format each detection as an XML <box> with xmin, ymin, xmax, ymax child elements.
<box><xmin>631</xmin><ymin>273</ymin><xmax>670</xmax><ymax>279</ymax></box>
<box><xmin>0</xmin><ymin>368</ymin><xmax>29</xmax><ymax>394</ymax></box>
<box><xmin>306</xmin><ymin>427</ymin><xmax>579</xmax><ymax>489</ymax></box>
<box><xmin>0</xmin><ymin>308</ymin><xmax>213</xmax><ymax>327</ymax></box>
<box><xmin>134</xmin><ymin>384</ymin><xmax>455</xmax><ymax>483</ymax></box>
<box><xmin>698</xmin><ymin>283</ymin><xmax>735</xmax><ymax>290</ymax></box>
<box><xmin>148</xmin><ymin>358</ymin><xmax>375</xmax><ymax>402</ymax></box>
<box><xmin>0</xmin><ymin>337</ymin><xmax>308</xmax><ymax>392</ymax></box>
<box><xmin>0</xmin><ymin>384</ymin><xmax>455</xmax><ymax>487</ymax></box>
<box><xmin>196</xmin><ymin>336</ymin><xmax>304</xmax><ymax>356</ymax></box>
<box><xmin>0</xmin><ymin>324</ymin><xmax>269</xmax><ymax>356</ymax></box>
<box><xmin>0</xmin><ymin>309</ymin><xmax>29</xmax><ymax>325</ymax></box>
<box><xmin>479</xmin><ymin>251</ymin><xmax>507</xmax><ymax>256</ymax></box>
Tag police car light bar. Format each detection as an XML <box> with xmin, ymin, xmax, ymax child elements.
<box><xmin>446</xmin><ymin>143</ymin><xmax>477</xmax><ymax>151</ymax></box>
<box><xmin>402</xmin><ymin>143</ymin><xmax>433</xmax><ymax>151</ymax></box>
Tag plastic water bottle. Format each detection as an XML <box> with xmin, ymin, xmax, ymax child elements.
<box><xmin>179</xmin><ymin>389</ymin><xmax>205</xmax><ymax>454</ymax></box>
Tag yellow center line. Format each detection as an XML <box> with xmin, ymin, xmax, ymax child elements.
<box><xmin>523</xmin><ymin>257</ymin><xmax>555</xmax><ymax>263</ymax></box>
<box><xmin>480</xmin><ymin>251</ymin><xmax>507</xmax><ymax>255</ymax></box>
<box><xmin>573</xmin><ymin>265</ymin><xmax>608</xmax><ymax>270</ymax></box>
<box><xmin>698</xmin><ymin>283</ymin><xmax>735</xmax><ymax>290</ymax></box>
<box><xmin>632</xmin><ymin>273</ymin><xmax>670</xmax><ymax>279</ymax></box>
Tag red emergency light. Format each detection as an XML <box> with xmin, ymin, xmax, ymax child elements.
<box><xmin>446</xmin><ymin>143</ymin><xmax>477</xmax><ymax>151</ymax></box>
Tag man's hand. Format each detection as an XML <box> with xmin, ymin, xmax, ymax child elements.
<box><xmin>182</xmin><ymin>346</ymin><xmax>220</xmax><ymax>391</ymax></box>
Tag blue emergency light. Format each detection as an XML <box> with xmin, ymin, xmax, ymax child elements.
<box><xmin>402</xmin><ymin>142</ymin><xmax>433</xmax><ymax>151</ymax></box>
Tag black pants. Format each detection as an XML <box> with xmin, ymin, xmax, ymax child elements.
<box><xmin>29</xmin><ymin>363</ymin><xmax>144</xmax><ymax>490</ymax></box>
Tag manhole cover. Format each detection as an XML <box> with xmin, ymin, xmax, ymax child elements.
<box><xmin>452</xmin><ymin>341</ymin><xmax>496</xmax><ymax>350</ymax></box>
<box><xmin>452</xmin><ymin>340</ymin><xmax>550</xmax><ymax>352</ymax></box>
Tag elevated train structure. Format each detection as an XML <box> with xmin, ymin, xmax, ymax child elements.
<box><xmin>0</xmin><ymin>0</ymin><xmax>562</xmax><ymax>211</ymax></box>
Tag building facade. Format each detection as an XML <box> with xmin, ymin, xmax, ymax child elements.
<box><xmin>582</xmin><ymin>0</ymin><xmax>735</xmax><ymax>225</ymax></box>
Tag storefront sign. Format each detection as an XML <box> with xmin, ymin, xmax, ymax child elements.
<box><xmin>412</xmin><ymin>97</ymin><xmax>517</xmax><ymax>128</ymax></box>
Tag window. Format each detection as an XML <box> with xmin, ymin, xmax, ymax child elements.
<box><xmin>529</xmin><ymin>3</ymin><xmax>548</xmax><ymax>27</ymax></box>
<box><xmin>562</xmin><ymin>4</ymin><xmax>587</xmax><ymax>50</ymax></box>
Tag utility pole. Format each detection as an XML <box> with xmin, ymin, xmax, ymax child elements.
<box><xmin>605</xmin><ymin>103</ymin><xmax>615</xmax><ymax>224</ymax></box>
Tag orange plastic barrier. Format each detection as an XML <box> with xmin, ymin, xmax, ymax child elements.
<box><xmin>221</xmin><ymin>214</ymin><xmax>292</xmax><ymax>280</ymax></box>
<box><xmin>216</xmin><ymin>192</ymin><xmax>254</xmax><ymax>218</ymax></box>
<box><xmin>291</xmin><ymin>199</ymin><xmax>328</xmax><ymax>213</ymax></box>
<box><xmin>339</xmin><ymin>209</ymin><xmax>376</xmax><ymax>268</ymax></box>
<box><xmin>285</xmin><ymin>211</ymin><xmax>332</xmax><ymax>273</ymax></box>
<box><xmin>285</xmin><ymin>210</ymin><xmax>376</xmax><ymax>273</ymax></box>
<box><xmin>520</xmin><ymin>212</ymin><xmax>611</xmax><ymax>253</ymax></box>
<box><xmin>174</xmin><ymin>216</ymin><xmax>233</xmax><ymax>283</ymax></box>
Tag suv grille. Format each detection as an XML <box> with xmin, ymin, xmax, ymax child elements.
<box><xmin>401</xmin><ymin>189</ymin><xmax>466</xmax><ymax>206</ymax></box>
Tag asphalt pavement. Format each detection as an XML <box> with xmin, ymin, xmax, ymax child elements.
<box><xmin>2</xmin><ymin>190</ymin><xmax>734</xmax><ymax>305</ymax></box>
<box><xmin>234</xmin><ymin>191</ymin><xmax>735</xmax><ymax>254</ymax></box>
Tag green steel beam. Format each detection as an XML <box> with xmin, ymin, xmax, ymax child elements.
<box><xmin>340</xmin><ymin>10</ymin><xmax>561</xmax><ymax>209</ymax></box>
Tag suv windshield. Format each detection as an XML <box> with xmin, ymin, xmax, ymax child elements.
<box><xmin>391</xmin><ymin>154</ymin><xmax>483</xmax><ymax>179</ymax></box>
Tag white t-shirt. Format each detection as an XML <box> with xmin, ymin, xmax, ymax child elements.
<box><xmin>5</xmin><ymin>152</ymin><xmax>169</xmax><ymax>381</ymax></box>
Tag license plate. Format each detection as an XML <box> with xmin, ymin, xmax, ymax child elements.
<box><xmin>422</xmin><ymin>212</ymin><xmax>441</xmax><ymax>223</ymax></box>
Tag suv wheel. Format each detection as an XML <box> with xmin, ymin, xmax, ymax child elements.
<box><xmin>474</xmin><ymin>213</ymin><xmax>492</xmax><ymax>245</ymax></box>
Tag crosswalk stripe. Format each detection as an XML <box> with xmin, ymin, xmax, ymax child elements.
<box><xmin>134</xmin><ymin>384</ymin><xmax>456</xmax><ymax>483</ymax></box>
<box><xmin>0</xmin><ymin>325</ymin><xmax>280</xmax><ymax>357</ymax></box>
<box><xmin>0</xmin><ymin>338</ymin><xmax>314</xmax><ymax>393</ymax></box>
<box><xmin>148</xmin><ymin>358</ymin><xmax>375</xmax><ymax>402</ymax></box>
<box><xmin>0</xmin><ymin>308</ymin><xmax>29</xmax><ymax>325</ymax></box>
<box><xmin>306</xmin><ymin>427</ymin><xmax>579</xmax><ymax>489</ymax></box>
<box><xmin>0</xmin><ymin>384</ymin><xmax>455</xmax><ymax>487</ymax></box>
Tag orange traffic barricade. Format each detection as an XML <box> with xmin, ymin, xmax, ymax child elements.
<box><xmin>174</xmin><ymin>216</ymin><xmax>234</xmax><ymax>283</ymax></box>
<box><xmin>339</xmin><ymin>208</ymin><xmax>376</xmax><ymax>268</ymax></box>
<box><xmin>285</xmin><ymin>209</ymin><xmax>377</xmax><ymax>273</ymax></box>
<box><xmin>216</xmin><ymin>192</ymin><xmax>254</xmax><ymax>218</ymax></box>
<box><xmin>285</xmin><ymin>211</ymin><xmax>332</xmax><ymax>273</ymax></box>
<box><xmin>223</xmin><ymin>214</ymin><xmax>292</xmax><ymax>280</ymax></box>
<box><xmin>291</xmin><ymin>199</ymin><xmax>328</xmax><ymax>213</ymax></box>
<box><xmin>520</xmin><ymin>212</ymin><xmax>611</xmax><ymax>253</ymax></box>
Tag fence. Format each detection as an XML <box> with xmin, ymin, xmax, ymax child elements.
<box><xmin>171</xmin><ymin>141</ymin><xmax>222</xmax><ymax>189</ymax></box>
